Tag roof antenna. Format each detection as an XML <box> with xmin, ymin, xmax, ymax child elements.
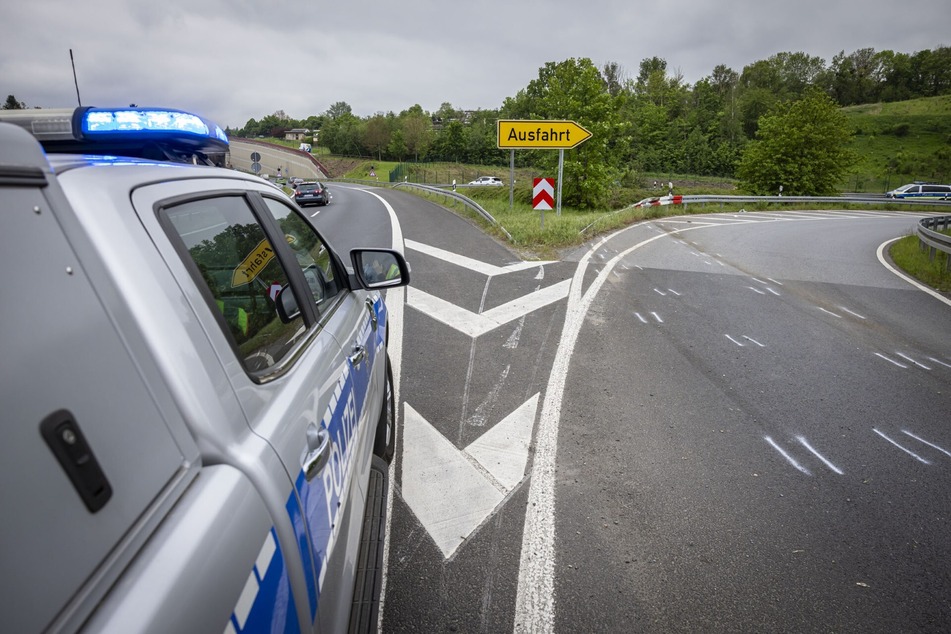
<box><xmin>70</xmin><ymin>49</ymin><xmax>82</xmax><ymax>107</ymax></box>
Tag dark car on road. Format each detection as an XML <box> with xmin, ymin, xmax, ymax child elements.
<box><xmin>294</xmin><ymin>181</ymin><xmax>331</xmax><ymax>206</ymax></box>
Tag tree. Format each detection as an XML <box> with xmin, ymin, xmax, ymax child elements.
<box><xmin>325</xmin><ymin>101</ymin><xmax>352</xmax><ymax>120</ymax></box>
<box><xmin>363</xmin><ymin>114</ymin><xmax>391</xmax><ymax>160</ymax></box>
<box><xmin>3</xmin><ymin>95</ymin><xmax>25</xmax><ymax>110</ymax></box>
<box><xmin>736</xmin><ymin>89</ymin><xmax>857</xmax><ymax>195</ymax></box>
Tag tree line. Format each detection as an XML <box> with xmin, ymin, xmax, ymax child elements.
<box><xmin>6</xmin><ymin>46</ymin><xmax>948</xmax><ymax>205</ymax></box>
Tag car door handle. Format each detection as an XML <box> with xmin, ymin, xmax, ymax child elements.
<box><xmin>349</xmin><ymin>344</ymin><xmax>367</xmax><ymax>367</ymax></box>
<box><xmin>302</xmin><ymin>423</ymin><xmax>331</xmax><ymax>482</ymax></box>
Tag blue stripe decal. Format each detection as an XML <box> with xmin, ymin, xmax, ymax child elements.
<box><xmin>227</xmin><ymin>528</ymin><xmax>301</xmax><ymax>634</ymax></box>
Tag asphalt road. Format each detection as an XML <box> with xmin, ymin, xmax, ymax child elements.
<box><xmin>554</xmin><ymin>211</ymin><xmax>951</xmax><ymax>632</ymax></box>
<box><xmin>313</xmin><ymin>189</ymin><xmax>951</xmax><ymax>633</ymax></box>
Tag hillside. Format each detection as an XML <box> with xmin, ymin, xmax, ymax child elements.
<box><xmin>843</xmin><ymin>95</ymin><xmax>951</xmax><ymax>191</ymax></box>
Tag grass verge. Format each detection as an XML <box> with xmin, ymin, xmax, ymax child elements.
<box><xmin>889</xmin><ymin>233</ymin><xmax>951</xmax><ymax>293</ymax></box>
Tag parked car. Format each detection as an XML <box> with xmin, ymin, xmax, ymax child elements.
<box><xmin>294</xmin><ymin>181</ymin><xmax>331</xmax><ymax>206</ymax></box>
<box><xmin>0</xmin><ymin>106</ymin><xmax>409</xmax><ymax>633</ymax></box>
<box><xmin>885</xmin><ymin>182</ymin><xmax>951</xmax><ymax>200</ymax></box>
<box><xmin>468</xmin><ymin>176</ymin><xmax>504</xmax><ymax>186</ymax></box>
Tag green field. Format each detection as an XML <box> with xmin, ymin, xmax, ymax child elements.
<box><xmin>842</xmin><ymin>95</ymin><xmax>951</xmax><ymax>192</ymax></box>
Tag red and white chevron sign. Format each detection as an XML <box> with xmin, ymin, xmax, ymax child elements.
<box><xmin>533</xmin><ymin>178</ymin><xmax>555</xmax><ymax>210</ymax></box>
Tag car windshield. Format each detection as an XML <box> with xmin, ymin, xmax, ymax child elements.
<box><xmin>297</xmin><ymin>183</ymin><xmax>320</xmax><ymax>192</ymax></box>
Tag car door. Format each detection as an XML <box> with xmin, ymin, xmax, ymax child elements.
<box><xmin>148</xmin><ymin>180</ymin><xmax>379</xmax><ymax>630</ymax></box>
<box><xmin>256</xmin><ymin>196</ymin><xmax>382</xmax><ymax>633</ymax></box>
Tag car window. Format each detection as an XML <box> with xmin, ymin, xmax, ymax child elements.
<box><xmin>263</xmin><ymin>198</ymin><xmax>342</xmax><ymax>314</ymax></box>
<box><xmin>163</xmin><ymin>195</ymin><xmax>310</xmax><ymax>374</ymax></box>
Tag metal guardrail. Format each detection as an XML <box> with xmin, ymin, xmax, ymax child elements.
<box><xmin>393</xmin><ymin>183</ymin><xmax>515</xmax><ymax>243</ymax></box>
<box><xmin>658</xmin><ymin>194</ymin><xmax>951</xmax><ymax>209</ymax></box>
<box><xmin>917</xmin><ymin>215</ymin><xmax>951</xmax><ymax>271</ymax></box>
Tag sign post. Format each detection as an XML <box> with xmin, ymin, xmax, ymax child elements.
<box><xmin>497</xmin><ymin>120</ymin><xmax>592</xmax><ymax>216</ymax></box>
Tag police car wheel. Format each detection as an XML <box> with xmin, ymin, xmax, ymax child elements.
<box><xmin>373</xmin><ymin>357</ymin><xmax>395</xmax><ymax>463</ymax></box>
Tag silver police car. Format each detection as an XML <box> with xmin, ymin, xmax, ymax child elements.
<box><xmin>0</xmin><ymin>107</ymin><xmax>408</xmax><ymax>633</ymax></box>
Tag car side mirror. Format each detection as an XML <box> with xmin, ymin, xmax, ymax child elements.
<box><xmin>275</xmin><ymin>285</ymin><xmax>301</xmax><ymax>323</ymax></box>
<box><xmin>350</xmin><ymin>249</ymin><xmax>411</xmax><ymax>290</ymax></box>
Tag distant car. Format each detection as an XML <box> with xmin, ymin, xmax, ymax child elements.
<box><xmin>885</xmin><ymin>182</ymin><xmax>951</xmax><ymax>200</ymax></box>
<box><xmin>294</xmin><ymin>181</ymin><xmax>330</xmax><ymax>206</ymax></box>
<box><xmin>468</xmin><ymin>176</ymin><xmax>504</xmax><ymax>186</ymax></box>
<box><xmin>289</xmin><ymin>177</ymin><xmax>305</xmax><ymax>187</ymax></box>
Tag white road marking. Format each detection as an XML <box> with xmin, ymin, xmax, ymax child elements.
<box><xmin>402</xmin><ymin>398</ymin><xmax>538</xmax><ymax>559</ymax></box>
<box><xmin>651</xmin><ymin>312</ymin><xmax>664</xmax><ymax>323</ymax></box>
<box><xmin>406</xmin><ymin>239</ymin><xmax>555</xmax><ymax>276</ymax></box>
<box><xmin>402</xmin><ymin>403</ymin><xmax>505</xmax><ymax>558</ymax></box>
<box><xmin>873</xmin><ymin>428</ymin><xmax>931</xmax><ymax>464</ymax></box>
<box><xmin>406</xmin><ymin>280</ymin><xmax>571</xmax><ymax>338</ymax></box>
<box><xmin>653</xmin><ymin>288</ymin><xmax>667</xmax><ymax>296</ymax></box>
<box><xmin>928</xmin><ymin>357</ymin><xmax>951</xmax><ymax>369</ymax></box>
<box><xmin>765</xmin><ymin>436</ymin><xmax>812</xmax><ymax>475</ymax></box>
<box><xmin>467</xmin><ymin>394</ymin><xmax>540</xmax><ymax>491</ymax></box>
<box><xmin>817</xmin><ymin>307</ymin><xmax>842</xmax><ymax>318</ymax></box>
<box><xmin>903</xmin><ymin>430</ymin><xmax>951</xmax><ymax>459</ymax></box>
<box><xmin>725</xmin><ymin>334</ymin><xmax>745</xmax><ymax>347</ymax></box>
<box><xmin>839</xmin><ymin>306</ymin><xmax>866</xmax><ymax>319</ymax></box>
<box><xmin>748</xmin><ymin>286</ymin><xmax>766</xmax><ymax>295</ymax></box>
<box><xmin>634</xmin><ymin>312</ymin><xmax>648</xmax><ymax>324</ymax></box>
<box><xmin>896</xmin><ymin>352</ymin><xmax>931</xmax><ymax>370</ymax></box>
<box><xmin>742</xmin><ymin>336</ymin><xmax>765</xmax><ymax>347</ymax></box>
<box><xmin>877</xmin><ymin>237</ymin><xmax>951</xmax><ymax>308</ymax></box>
<box><xmin>357</xmin><ymin>186</ymin><xmax>404</xmax><ymax>633</ymax></box>
<box><xmin>796</xmin><ymin>436</ymin><xmax>844</xmax><ymax>474</ymax></box>
<box><xmin>875</xmin><ymin>353</ymin><xmax>909</xmax><ymax>369</ymax></box>
<box><xmin>515</xmin><ymin>226</ymin><xmax>697</xmax><ymax>633</ymax></box>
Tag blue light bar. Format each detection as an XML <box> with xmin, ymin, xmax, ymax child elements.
<box><xmin>0</xmin><ymin>106</ymin><xmax>229</xmax><ymax>160</ymax></box>
<box><xmin>80</xmin><ymin>108</ymin><xmax>227</xmax><ymax>146</ymax></box>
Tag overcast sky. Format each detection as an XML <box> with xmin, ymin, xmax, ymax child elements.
<box><xmin>2</xmin><ymin>0</ymin><xmax>947</xmax><ymax>130</ymax></box>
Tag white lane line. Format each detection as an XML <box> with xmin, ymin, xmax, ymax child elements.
<box><xmin>928</xmin><ymin>357</ymin><xmax>951</xmax><ymax>369</ymax></box>
<box><xmin>515</xmin><ymin>226</ymin><xmax>687</xmax><ymax>633</ymax></box>
<box><xmin>902</xmin><ymin>431</ymin><xmax>951</xmax><ymax>459</ymax></box>
<box><xmin>896</xmin><ymin>352</ymin><xmax>931</xmax><ymax>370</ymax></box>
<box><xmin>874</xmin><ymin>352</ymin><xmax>909</xmax><ymax>368</ymax></box>
<box><xmin>725</xmin><ymin>334</ymin><xmax>745</xmax><ymax>347</ymax></box>
<box><xmin>634</xmin><ymin>312</ymin><xmax>648</xmax><ymax>324</ymax></box>
<box><xmin>667</xmin><ymin>289</ymin><xmax>682</xmax><ymax>296</ymax></box>
<box><xmin>817</xmin><ymin>307</ymin><xmax>842</xmax><ymax>318</ymax></box>
<box><xmin>839</xmin><ymin>307</ymin><xmax>867</xmax><ymax>319</ymax></box>
<box><xmin>796</xmin><ymin>436</ymin><xmax>844</xmax><ymax>475</ymax></box>
<box><xmin>767</xmin><ymin>278</ymin><xmax>784</xmax><ymax>286</ymax></box>
<box><xmin>742</xmin><ymin>336</ymin><xmax>765</xmax><ymax>347</ymax></box>
<box><xmin>873</xmin><ymin>428</ymin><xmax>931</xmax><ymax>464</ymax></box>
<box><xmin>653</xmin><ymin>288</ymin><xmax>667</xmax><ymax>296</ymax></box>
<box><xmin>651</xmin><ymin>312</ymin><xmax>664</xmax><ymax>323</ymax></box>
<box><xmin>877</xmin><ymin>237</ymin><xmax>951</xmax><ymax>308</ymax></box>
<box><xmin>765</xmin><ymin>437</ymin><xmax>812</xmax><ymax>475</ymax></box>
<box><xmin>748</xmin><ymin>286</ymin><xmax>766</xmax><ymax>295</ymax></box>
<box><xmin>767</xmin><ymin>288</ymin><xmax>781</xmax><ymax>296</ymax></box>
<box><xmin>354</xmin><ymin>188</ymin><xmax>406</xmax><ymax>634</ymax></box>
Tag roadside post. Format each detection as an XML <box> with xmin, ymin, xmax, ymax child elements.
<box><xmin>533</xmin><ymin>177</ymin><xmax>555</xmax><ymax>229</ymax></box>
<box><xmin>497</xmin><ymin>120</ymin><xmax>592</xmax><ymax>216</ymax></box>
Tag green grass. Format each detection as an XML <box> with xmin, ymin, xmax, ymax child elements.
<box><xmin>842</xmin><ymin>95</ymin><xmax>951</xmax><ymax>192</ymax></box>
<box><xmin>889</xmin><ymin>232</ymin><xmax>951</xmax><ymax>292</ymax></box>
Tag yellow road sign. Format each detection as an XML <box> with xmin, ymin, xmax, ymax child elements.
<box><xmin>232</xmin><ymin>239</ymin><xmax>275</xmax><ymax>287</ymax></box>
<box><xmin>497</xmin><ymin>120</ymin><xmax>592</xmax><ymax>149</ymax></box>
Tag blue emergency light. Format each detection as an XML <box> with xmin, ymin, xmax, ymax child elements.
<box><xmin>0</xmin><ymin>106</ymin><xmax>229</xmax><ymax>162</ymax></box>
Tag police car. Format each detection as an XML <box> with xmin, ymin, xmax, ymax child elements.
<box><xmin>885</xmin><ymin>182</ymin><xmax>951</xmax><ymax>200</ymax></box>
<box><xmin>0</xmin><ymin>107</ymin><xmax>409</xmax><ymax>633</ymax></box>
